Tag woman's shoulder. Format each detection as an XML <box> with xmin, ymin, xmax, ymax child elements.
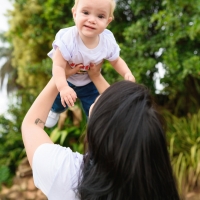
<box><xmin>32</xmin><ymin>143</ymin><xmax>83</xmax><ymax>199</ymax></box>
<box><xmin>33</xmin><ymin>143</ymin><xmax>83</xmax><ymax>169</ymax></box>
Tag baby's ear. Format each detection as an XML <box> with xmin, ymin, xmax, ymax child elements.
<box><xmin>106</xmin><ymin>17</ymin><xmax>113</xmax><ymax>26</ymax></box>
<box><xmin>72</xmin><ymin>7</ymin><xmax>76</xmax><ymax>18</ymax></box>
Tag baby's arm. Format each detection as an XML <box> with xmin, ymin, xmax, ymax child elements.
<box><xmin>110</xmin><ymin>57</ymin><xmax>135</xmax><ymax>82</ymax></box>
<box><xmin>52</xmin><ymin>48</ymin><xmax>77</xmax><ymax>107</ymax></box>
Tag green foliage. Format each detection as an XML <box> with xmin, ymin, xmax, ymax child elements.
<box><xmin>0</xmin><ymin>112</ymin><xmax>24</xmax><ymax>187</ymax></box>
<box><xmin>0</xmin><ymin>87</ymin><xmax>38</xmax><ymax>188</ymax></box>
<box><xmin>50</xmin><ymin>126</ymin><xmax>84</xmax><ymax>153</ymax></box>
<box><xmin>0</xmin><ymin>166</ymin><xmax>10</xmax><ymax>189</ymax></box>
<box><xmin>165</xmin><ymin>110</ymin><xmax>200</xmax><ymax>194</ymax></box>
<box><xmin>121</xmin><ymin>0</ymin><xmax>200</xmax><ymax>116</ymax></box>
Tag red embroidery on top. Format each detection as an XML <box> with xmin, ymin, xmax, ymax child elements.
<box><xmin>69</xmin><ymin>63</ymin><xmax>90</xmax><ymax>71</ymax></box>
<box><xmin>85</xmin><ymin>65</ymin><xmax>89</xmax><ymax>70</ymax></box>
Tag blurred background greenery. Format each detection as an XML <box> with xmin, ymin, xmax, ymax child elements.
<box><xmin>0</xmin><ymin>0</ymin><xmax>200</xmax><ymax>197</ymax></box>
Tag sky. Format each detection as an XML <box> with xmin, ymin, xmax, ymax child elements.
<box><xmin>0</xmin><ymin>0</ymin><xmax>13</xmax><ymax>114</ymax></box>
<box><xmin>0</xmin><ymin>0</ymin><xmax>12</xmax><ymax>31</ymax></box>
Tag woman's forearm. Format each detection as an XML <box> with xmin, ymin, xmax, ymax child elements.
<box><xmin>22</xmin><ymin>77</ymin><xmax>58</xmax><ymax>128</ymax></box>
<box><xmin>88</xmin><ymin>62</ymin><xmax>110</xmax><ymax>94</ymax></box>
<box><xmin>21</xmin><ymin>77</ymin><xmax>58</xmax><ymax>166</ymax></box>
<box><xmin>90</xmin><ymin>74</ymin><xmax>109</xmax><ymax>94</ymax></box>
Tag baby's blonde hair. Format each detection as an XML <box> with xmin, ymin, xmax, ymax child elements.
<box><xmin>72</xmin><ymin>0</ymin><xmax>116</xmax><ymax>19</ymax></box>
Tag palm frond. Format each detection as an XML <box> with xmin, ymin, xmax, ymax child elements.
<box><xmin>0</xmin><ymin>31</ymin><xmax>16</xmax><ymax>93</ymax></box>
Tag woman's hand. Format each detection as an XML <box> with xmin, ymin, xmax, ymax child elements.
<box><xmin>88</xmin><ymin>62</ymin><xmax>102</xmax><ymax>79</ymax></box>
<box><xmin>65</xmin><ymin>62</ymin><xmax>83</xmax><ymax>78</ymax></box>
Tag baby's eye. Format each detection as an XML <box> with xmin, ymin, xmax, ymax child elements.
<box><xmin>83</xmin><ymin>11</ymin><xmax>89</xmax><ymax>15</ymax></box>
<box><xmin>98</xmin><ymin>15</ymin><xmax>105</xmax><ymax>19</ymax></box>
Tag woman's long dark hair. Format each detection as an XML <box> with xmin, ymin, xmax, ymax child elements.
<box><xmin>77</xmin><ymin>81</ymin><xmax>179</xmax><ymax>200</ymax></box>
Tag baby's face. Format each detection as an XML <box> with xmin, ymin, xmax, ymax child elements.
<box><xmin>72</xmin><ymin>0</ymin><xmax>112</xmax><ymax>40</ymax></box>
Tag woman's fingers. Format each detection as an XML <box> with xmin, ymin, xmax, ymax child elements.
<box><xmin>65</xmin><ymin>63</ymin><xmax>83</xmax><ymax>77</ymax></box>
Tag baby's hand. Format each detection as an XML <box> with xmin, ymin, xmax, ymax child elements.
<box><xmin>60</xmin><ymin>86</ymin><xmax>77</xmax><ymax>107</ymax></box>
<box><xmin>124</xmin><ymin>72</ymin><xmax>136</xmax><ymax>82</ymax></box>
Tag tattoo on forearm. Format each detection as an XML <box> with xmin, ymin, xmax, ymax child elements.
<box><xmin>35</xmin><ymin>118</ymin><xmax>45</xmax><ymax>125</ymax></box>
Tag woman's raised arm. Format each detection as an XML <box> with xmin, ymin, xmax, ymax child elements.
<box><xmin>21</xmin><ymin>65</ymin><xmax>81</xmax><ymax>167</ymax></box>
<box><xmin>21</xmin><ymin>78</ymin><xmax>57</xmax><ymax>167</ymax></box>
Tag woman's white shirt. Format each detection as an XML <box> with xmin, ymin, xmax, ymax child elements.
<box><xmin>32</xmin><ymin>143</ymin><xmax>83</xmax><ymax>200</ymax></box>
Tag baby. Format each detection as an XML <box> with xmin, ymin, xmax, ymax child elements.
<box><xmin>45</xmin><ymin>0</ymin><xmax>135</xmax><ymax>128</ymax></box>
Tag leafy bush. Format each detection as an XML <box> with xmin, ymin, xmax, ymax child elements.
<box><xmin>0</xmin><ymin>113</ymin><xmax>25</xmax><ymax>188</ymax></box>
<box><xmin>165</xmin><ymin>110</ymin><xmax>200</xmax><ymax>195</ymax></box>
<box><xmin>0</xmin><ymin>86</ymin><xmax>40</xmax><ymax>189</ymax></box>
<box><xmin>0</xmin><ymin>166</ymin><xmax>10</xmax><ymax>189</ymax></box>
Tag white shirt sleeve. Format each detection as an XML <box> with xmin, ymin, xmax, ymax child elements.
<box><xmin>103</xmin><ymin>29</ymin><xmax>120</xmax><ymax>61</ymax></box>
<box><xmin>47</xmin><ymin>27</ymin><xmax>74</xmax><ymax>61</ymax></box>
<box><xmin>32</xmin><ymin>143</ymin><xmax>83</xmax><ymax>200</ymax></box>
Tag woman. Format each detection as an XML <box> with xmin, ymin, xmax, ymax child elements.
<box><xmin>21</xmin><ymin>63</ymin><xmax>180</xmax><ymax>199</ymax></box>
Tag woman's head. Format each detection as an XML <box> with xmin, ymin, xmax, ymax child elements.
<box><xmin>78</xmin><ymin>81</ymin><xmax>179</xmax><ymax>199</ymax></box>
<box><xmin>87</xmin><ymin>80</ymin><xmax>164</xmax><ymax>162</ymax></box>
